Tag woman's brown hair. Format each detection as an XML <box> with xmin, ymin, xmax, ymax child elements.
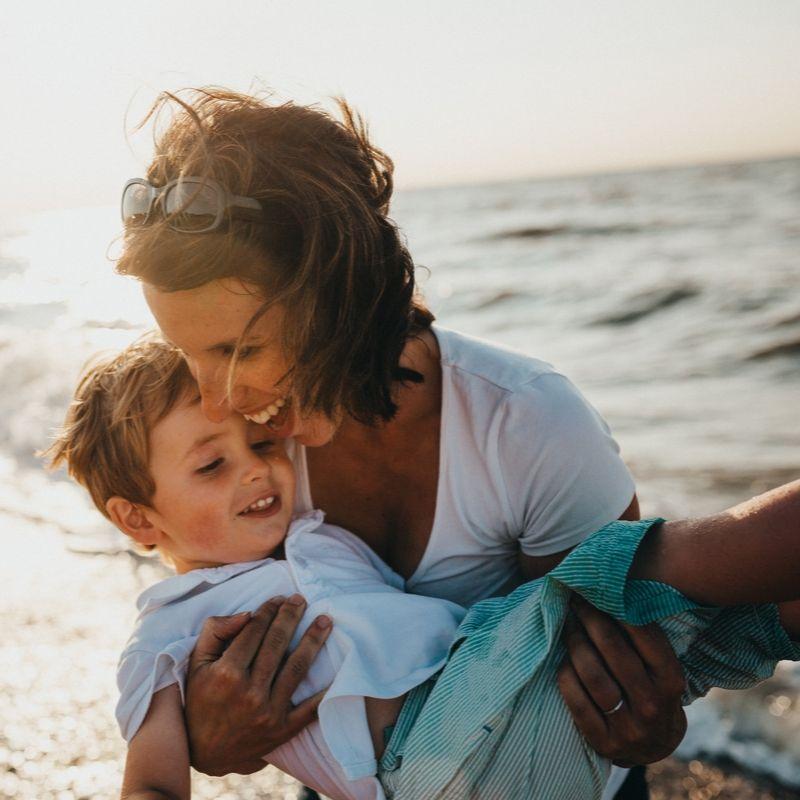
<box><xmin>117</xmin><ymin>87</ymin><xmax>433</xmax><ymax>424</ymax></box>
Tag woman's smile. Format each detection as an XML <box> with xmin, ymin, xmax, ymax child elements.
<box><xmin>243</xmin><ymin>396</ymin><xmax>288</xmax><ymax>427</ymax></box>
<box><xmin>143</xmin><ymin>279</ymin><xmax>339</xmax><ymax>446</ymax></box>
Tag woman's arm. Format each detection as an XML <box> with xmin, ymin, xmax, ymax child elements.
<box><xmin>184</xmin><ymin>596</ymin><xmax>331</xmax><ymax>776</ymax></box>
<box><xmin>121</xmin><ymin>685</ymin><xmax>190</xmax><ymax>800</ymax></box>
<box><xmin>630</xmin><ymin>479</ymin><xmax>800</xmax><ymax>619</ymax></box>
<box><xmin>558</xmin><ymin>479</ymin><xmax>800</xmax><ymax>764</ymax></box>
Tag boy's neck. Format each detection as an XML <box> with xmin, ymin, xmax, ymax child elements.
<box><xmin>171</xmin><ymin>541</ymin><xmax>286</xmax><ymax>575</ymax></box>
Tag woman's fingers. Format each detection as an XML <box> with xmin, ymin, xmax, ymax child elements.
<box><xmin>184</xmin><ymin>596</ymin><xmax>332</xmax><ymax>775</ymax></box>
<box><xmin>621</xmin><ymin>621</ymin><xmax>687</xmax><ymax>698</ymax></box>
<box><xmin>556</xmin><ymin>659</ymin><xmax>610</xmax><ymax>745</ymax></box>
<box><xmin>220</xmin><ymin>597</ymin><xmax>284</xmax><ymax>669</ymax></box>
<box><xmin>561</xmin><ymin>594</ymin><xmax>688</xmax><ymax>764</ymax></box>
<box><xmin>561</xmin><ymin>612</ymin><xmax>626</xmax><ymax>714</ymax></box>
<box><xmin>249</xmin><ymin>594</ymin><xmax>309</xmax><ymax>686</ymax></box>
<box><xmin>269</xmin><ymin>615</ymin><xmax>333</xmax><ymax>709</ymax></box>
<box><xmin>189</xmin><ymin>610</ymin><xmax>254</xmax><ymax>671</ymax></box>
<box><xmin>286</xmin><ymin>689</ymin><xmax>327</xmax><ymax>735</ymax></box>
<box><xmin>569</xmin><ymin>596</ymin><xmax>654</xmax><ymax>706</ymax></box>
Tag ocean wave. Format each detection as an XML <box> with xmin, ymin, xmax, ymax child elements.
<box><xmin>772</xmin><ymin>310</ymin><xmax>800</xmax><ymax>328</ymax></box>
<box><xmin>471</xmin><ymin>289</ymin><xmax>532</xmax><ymax>310</ymax></box>
<box><xmin>486</xmin><ymin>222</ymin><xmax>654</xmax><ymax>241</ymax></box>
<box><xmin>590</xmin><ymin>285</ymin><xmax>700</xmax><ymax>326</ymax></box>
<box><xmin>678</xmin><ymin>664</ymin><xmax>800</xmax><ymax>790</ymax></box>
<box><xmin>749</xmin><ymin>336</ymin><xmax>800</xmax><ymax>361</ymax></box>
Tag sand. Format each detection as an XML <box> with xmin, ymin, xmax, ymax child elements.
<box><xmin>0</xmin><ymin>509</ymin><xmax>795</xmax><ymax>799</ymax></box>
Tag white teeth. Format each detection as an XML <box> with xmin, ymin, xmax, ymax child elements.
<box><xmin>243</xmin><ymin>495</ymin><xmax>276</xmax><ymax>514</ymax></box>
<box><xmin>244</xmin><ymin>398</ymin><xmax>287</xmax><ymax>426</ymax></box>
<box><xmin>244</xmin><ymin>409</ymin><xmax>271</xmax><ymax>425</ymax></box>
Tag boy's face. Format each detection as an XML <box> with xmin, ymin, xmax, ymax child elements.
<box><xmin>145</xmin><ymin>396</ymin><xmax>295</xmax><ymax>573</ymax></box>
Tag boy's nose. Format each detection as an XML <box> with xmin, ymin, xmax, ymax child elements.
<box><xmin>242</xmin><ymin>452</ymin><xmax>270</xmax><ymax>484</ymax></box>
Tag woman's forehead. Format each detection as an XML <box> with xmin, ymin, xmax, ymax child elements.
<box><xmin>143</xmin><ymin>280</ymin><xmax>279</xmax><ymax>348</ymax></box>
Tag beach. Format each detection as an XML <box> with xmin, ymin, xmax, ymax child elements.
<box><xmin>1</xmin><ymin>508</ymin><xmax>797</xmax><ymax>800</ymax></box>
<box><xmin>0</xmin><ymin>510</ymin><xmax>301</xmax><ymax>800</ymax></box>
<box><xmin>2</xmin><ymin>156</ymin><xmax>799</xmax><ymax>797</ymax></box>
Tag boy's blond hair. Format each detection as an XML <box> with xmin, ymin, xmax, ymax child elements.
<box><xmin>45</xmin><ymin>336</ymin><xmax>196</xmax><ymax>524</ymax></box>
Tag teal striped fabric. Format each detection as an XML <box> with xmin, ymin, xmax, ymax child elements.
<box><xmin>379</xmin><ymin>518</ymin><xmax>800</xmax><ymax>800</ymax></box>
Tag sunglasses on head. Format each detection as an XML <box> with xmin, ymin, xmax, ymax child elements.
<box><xmin>121</xmin><ymin>177</ymin><xmax>263</xmax><ymax>233</ymax></box>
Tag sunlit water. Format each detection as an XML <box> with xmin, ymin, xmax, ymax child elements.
<box><xmin>1</xmin><ymin>156</ymin><xmax>799</xmax><ymax>788</ymax></box>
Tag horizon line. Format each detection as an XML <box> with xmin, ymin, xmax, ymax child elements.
<box><xmin>398</xmin><ymin>149</ymin><xmax>800</xmax><ymax>194</ymax></box>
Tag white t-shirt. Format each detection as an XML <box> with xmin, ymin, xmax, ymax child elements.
<box><xmin>291</xmin><ymin>326</ymin><xmax>636</xmax><ymax>800</ymax></box>
<box><xmin>293</xmin><ymin>325</ymin><xmax>636</xmax><ymax>607</ymax></box>
<box><xmin>116</xmin><ymin>511</ymin><xmax>465</xmax><ymax>800</ymax></box>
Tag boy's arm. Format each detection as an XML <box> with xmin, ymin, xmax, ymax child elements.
<box><xmin>121</xmin><ymin>684</ymin><xmax>191</xmax><ymax>800</ymax></box>
<box><xmin>630</xmin><ymin>479</ymin><xmax>800</xmax><ymax>617</ymax></box>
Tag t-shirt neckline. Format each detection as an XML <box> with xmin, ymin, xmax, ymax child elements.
<box><xmin>296</xmin><ymin>324</ymin><xmax>451</xmax><ymax>586</ymax></box>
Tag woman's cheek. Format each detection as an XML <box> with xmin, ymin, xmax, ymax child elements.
<box><xmin>296</xmin><ymin>414</ymin><xmax>339</xmax><ymax>447</ymax></box>
<box><xmin>252</xmin><ymin>351</ymin><xmax>290</xmax><ymax>394</ymax></box>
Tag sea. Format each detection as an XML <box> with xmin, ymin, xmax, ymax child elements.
<box><xmin>1</xmin><ymin>155</ymin><xmax>799</xmax><ymax>787</ymax></box>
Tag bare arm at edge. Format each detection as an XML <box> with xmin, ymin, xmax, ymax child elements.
<box><xmin>630</xmin><ymin>479</ymin><xmax>800</xmax><ymax>635</ymax></box>
<box><xmin>121</xmin><ymin>684</ymin><xmax>189</xmax><ymax>800</ymax></box>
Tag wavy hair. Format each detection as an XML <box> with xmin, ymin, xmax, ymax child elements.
<box><xmin>117</xmin><ymin>87</ymin><xmax>433</xmax><ymax>423</ymax></box>
<box><xmin>43</xmin><ymin>336</ymin><xmax>195</xmax><ymax>548</ymax></box>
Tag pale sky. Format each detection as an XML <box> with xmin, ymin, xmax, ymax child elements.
<box><xmin>2</xmin><ymin>0</ymin><xmax>799</xmax><ymax>216</ymax></box>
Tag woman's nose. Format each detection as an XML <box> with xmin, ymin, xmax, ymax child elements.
<box><xmin>195</xmin><ymin>368</ymin><xmax>232</xmax><ymax>423</ymax></box>
<box><xmin>200</xmin><ymin>390</ymin><xmax>231</xmax><ymax>423</ymax></box>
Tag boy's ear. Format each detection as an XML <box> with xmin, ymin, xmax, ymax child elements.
<box><xmin>106</xmin><ymin>497</ymin><xmax>162</xmax><ymax>546</ymax></box>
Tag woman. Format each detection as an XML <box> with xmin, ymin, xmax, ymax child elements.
<box><xmin>117</xmin><ymin>87</ymin><xmax>686</xmax><ymax>799</ymax></box>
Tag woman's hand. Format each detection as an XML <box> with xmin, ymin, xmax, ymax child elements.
<box><xmin>184</xmin><ymin>595</ymin><xmax>332</xmax><ymax>776</ymax></box>
<box><xmin>557</xmin><ymin>595</ymin><xmax>687</xmax><ymax>766</ymax></box>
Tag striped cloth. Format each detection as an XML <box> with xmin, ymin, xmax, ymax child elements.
<box><xmin>379</xmin><ymin>518</ymin><xmax>800</xmax><ymax>800</ymax></box>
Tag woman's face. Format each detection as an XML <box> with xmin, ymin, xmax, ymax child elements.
<box><xmin>143</xmin><ymin>278</ymin><xmax>339</xmax><ymax>447</ymax></box>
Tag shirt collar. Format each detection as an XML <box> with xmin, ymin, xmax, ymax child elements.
<box><xmin>135</xmin><ymin>509</ymin><xmax>326</xmax><ymax>613</ymax></box>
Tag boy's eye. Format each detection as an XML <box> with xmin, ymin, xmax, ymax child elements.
<box><xmin>197</xmin><ymin>458</ymin><xmax>224</xmax><ymax>474</ymax></box>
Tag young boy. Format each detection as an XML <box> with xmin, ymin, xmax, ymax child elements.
<box><xmin>49</xmin><ymin>337</ymin><xmax>800</xmax><ymax>800</ymax></box>
<box><xmin>47</xmin><ymin>336</ymin><xmax>464</xmax><ymax>800</ymax></box>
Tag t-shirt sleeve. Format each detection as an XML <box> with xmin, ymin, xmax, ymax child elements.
<box><xmin>115</xmin><ymin>636</ymin><xmax>197</xmax><ymax>742</ymax></box>
<box><xmin>499</xmin><ymin>372</ymin><xmax>636</xmax><ymax>556</ymax></box>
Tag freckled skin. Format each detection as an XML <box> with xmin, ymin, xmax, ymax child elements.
<box><xmin>144</xmin><ymin>279</ymin><xmax>338</xmax><ymax>447</ymax></box>
<box><xmin>144</xmin><ymin>400</ymin><xmax>296</xmax><ymax>574</ymax></box>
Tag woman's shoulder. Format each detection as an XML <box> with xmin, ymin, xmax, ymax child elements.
<box><xmin>433</xmin><ymin>325</ymin><xmax>559</xmax><ymax>392</ymax></box>
<box><xmin>434</xmin><ymin>325</ymin><xmax>618</xmax><ymax>459</ymax></box>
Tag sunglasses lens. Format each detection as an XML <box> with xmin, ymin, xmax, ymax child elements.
<box><xmin>164</xmin><ymin>181</ymin><xmax>219</xmax><ymax>232</ymax></box>
<box><xmin>121</xmin><ymin>182</ymin><xmax>152</xmax><ymax>225</ymax></box>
